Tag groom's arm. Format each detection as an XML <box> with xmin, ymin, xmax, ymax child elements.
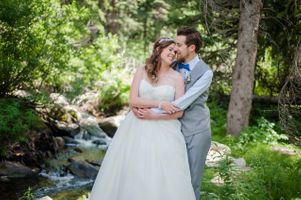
<box><xmin>151</xmin><ymin>69</ymin><xmax>213</xmax><ymax>113</ymax></box>
<box><xmin>173</xmin><ymin>70</ymin><xmax>213</xmax><ymax>110</ymax></box>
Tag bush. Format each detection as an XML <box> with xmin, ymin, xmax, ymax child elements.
<box><xmin>238</xmin><ymin>117</ymin><xmax>288</xmax><ymax>146</ymax></box>
<box><xmin>0</xmin><ymin>98</ymin><xmax>42</xmax><ymax>155</ymax></box>
<box><xmin>18</xmin><ymin>187</ymin><xmax>35</xmax><ymax>200</ymax></box>
<box><xmin>202</xmin><ymin>145</ymin><xmax>301</xmax><ymax>200</ymax></box>
<box><xmin>0</xmin><ymin>0</ymin><xmax>91</xmax><ymax>96</ymax></box>
<box><xmin>243</xmin><ymin>145</ymin><xmax>301</xmax><ymax>199</ymax></box>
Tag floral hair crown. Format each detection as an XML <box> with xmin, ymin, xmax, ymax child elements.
<box><xmin>158</xmin><ymin>37</ymin><xmax>175</xmax><ymax>44</ymax></box>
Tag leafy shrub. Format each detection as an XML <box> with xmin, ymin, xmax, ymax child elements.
<box><xmin>98</xmin><ymin>69</ymin><xmax>131</xmax><ymax>115</ymax></box>
<box><xmin>243</xmin><ymin>145</ymin><xmax>301</xmax><ymax>199</ymax></box>
<box><xmin>18</xmin><ymin>187</ymin><xmax>35</xmax><ymax>200</ymax></box>
<box><xmin>238</xmin><ymin>117</ymin><xmax>288</xmax><ymax>146</ymax></box>
<box><xmin>208</xmin><ymin>100</ymin><xmax>227</xmax><ymax>136</ymax></box>
<box><xmin>0</xmin><ymin>98</ymin><xmax>42</xmax><ymax>155</ymax></box>
<box><xmin>0</xmin><ymin>0</ymin><xmax>91</xmax><ymax>96</ymax></box>
<box><xmin>202</xmin><ymin>145</ymin><xmax>301</xmax><ymax>200</ymax></box>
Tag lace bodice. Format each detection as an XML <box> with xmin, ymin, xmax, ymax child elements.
<box><xmin>139</xmin><ymin>79</ymin><xmax>175</xmax><ymax>102</ymax></box>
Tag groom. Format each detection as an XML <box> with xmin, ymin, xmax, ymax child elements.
<box><xmin>172</xmin><ymin>27</ymin><xmax>213</xmax><ymax>200</ymax></box>
<box><xmin>134</xmin><ymin>27</ymin><xmax>213</xmax><ymax>200</ymax></box>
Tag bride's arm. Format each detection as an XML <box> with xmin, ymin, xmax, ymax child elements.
<box><xmin>129</xmin><ymin>66</ymin><xmax>161</xmax><ymax>108</ymax></box>
<box><xmin>129</xmin><ymin>67</ymin><xmax>179</xmax><ymax>113</ymax></box>
<box><xmin>137</xmin><ymin>108</ymin><xmax>184</xmax><ymax>120</ymax></box>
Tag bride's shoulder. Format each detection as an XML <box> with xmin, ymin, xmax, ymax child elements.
<box><xmin>134</xmin><ymin>66</ymin><xmax>147</xmax><ymax>77</ymax></box>
<box><xmin>170</xmin><ymin>69</ymin><xmax>183</xmax><ymax>81</ymax></box>
<box><xmin>136</xmin><ymin>65</ymin><xmax>145</xmax><ymax>73</ymax></box>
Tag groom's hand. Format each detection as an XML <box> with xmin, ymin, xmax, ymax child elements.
<box><xmin>172</xmin><ymin>103</ymin><xmax>181</xmax><ymax>111</ymax></box>
<box><xmin>161</xmin><ymin>101</ymin><xmax>181</xmax><ymax>114</ymax></box>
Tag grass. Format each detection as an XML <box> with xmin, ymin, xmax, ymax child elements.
<box><xmin>202</xmin><ymin>100</ymin><xmax>301</xmax><ymax>200</ymax></box>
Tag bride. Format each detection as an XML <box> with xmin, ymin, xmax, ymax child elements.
<box><xmin>89</xmin><ymin>37</ymin><xmax>195</xmax><ymax>200</ymax></box>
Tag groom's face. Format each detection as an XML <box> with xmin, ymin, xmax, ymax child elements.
<box><xmin>175</xmin><ymin>35</ymin><xmax>189</xmax><ymax>62</ymax></box>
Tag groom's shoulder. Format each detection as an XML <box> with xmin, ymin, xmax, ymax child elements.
<box><xmin>197</xmin><ymin>59</ymin><xmax>212</xmax><ymax>72</ymax></box>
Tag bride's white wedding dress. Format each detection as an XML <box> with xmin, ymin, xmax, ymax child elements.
<box><xmin>90</xmin><ymin>79</ymin><xmax>196</xmax><ymax>200</ymax></box>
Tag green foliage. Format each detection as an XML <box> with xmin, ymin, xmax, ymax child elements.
<box><xmin>255</xmin><ymin>47</ymin><xmax>282</xmax><ymax>96</ymax></box>
<box><xmin>98</xmin><ymin>69</ymin><xmax>131</xmax><ymax>115</ymax></box>
<box><xmin>216</xmin><ymin>157</ymin><xmax>236</xmax><ymax>198</ymax></box>
<box><xmin>52</xmin><ymin>187</ymin><xmax>90</xmax><ymax>200</ymax></box>
<box><xmin>204</xmin><ymin>100</ymin><xmax>300</xmax><ymax>199</ymax></box>
<box><xmin>64</xmin><ymin>34</ymin><xmax>124</xmax><ymax>98</ymax></box>
<box><xmin>202</xmin><ymin>144</ymin><xmax>301</xmax><ymax>200</ymax></box>
<box><xmin>208</xmin><ymin>100</ymin><xmax>227</xmax><ymax>136</ymax></box>
<box><xmin>238</xmin><ymin>117</ymin><xmax>288</xmax><ymax>146</ymax></box>
<box><xmin>243</xmin><ymin>145</ymin><xmax>301</xmax><ymax>199</ymax></box>
<box><xmin>62</xmin><ymin>33</ymin><xmax>132</xmax><ymax>114</ymax></box>
<box><xmin>0</xmin><ymin>98</ymin><xmax>42</xmax><ymax>155</ymax></box>
<box><xmin>18</xmin><ymin>187</ymin><xmax>35</xmax><ymax>200</ymax></box>
<box><xmin>0</xmin><ymin>0</ymin><xmax>91</xmax><ymax>96</ymax></box>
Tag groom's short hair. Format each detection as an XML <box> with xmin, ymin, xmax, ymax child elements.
<box><xmin>177</xmin><ymin>27</ymin><xmax>202</xmax><ymax>53</ymax></box>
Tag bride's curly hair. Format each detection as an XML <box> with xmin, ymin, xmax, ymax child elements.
<box><xmin>145</xmin><ymin>37</ymin><xmax>175</xmax><ymax>83</ymax></box>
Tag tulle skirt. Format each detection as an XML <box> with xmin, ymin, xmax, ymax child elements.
<box><xmin>89</xmin><ymin>111</ymin><xmax>195</xmax><ymax>200</ymax></box>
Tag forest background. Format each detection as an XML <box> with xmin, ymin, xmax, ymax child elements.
<box><xmin>0</xmin><ymin>0</ymin><xmax>300</xmax><ymax>199</ymax></box>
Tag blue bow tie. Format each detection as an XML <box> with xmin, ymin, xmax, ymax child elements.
<box><xmin>178</xmin><ymin>63</ymin><xmax>190</xmax><ymax>71</ymax></box>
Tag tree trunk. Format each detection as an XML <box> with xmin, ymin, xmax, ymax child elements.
<box><xmin>227</xmin><ymin>0</ymin><xmax>263</xmax><ymax>135</ymax></box>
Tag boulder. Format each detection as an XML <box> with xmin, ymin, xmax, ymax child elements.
<box><xmin>38</xmin><ymin>196</ymin><xmax>53</xmax><ymax>200</ymax></box>
<box><xmin>232</xmin><ymin>158</ymin><xmax>251</xmax><ymax>171</ymax></box>
<box><xmin>98</xmin><ymin>114</ymin><xmax>127</xmax><ymax>137</ymax></box>
<box><xmin>0</xmin><ymin>161</ymin><xmax>39</xmax><ymax>180</ymax></box>
<box><xmin>67</xmin><ymin>160</ymin><xmax>99</xmax><ymax>179</ymax></box>
<box><xmin>53</xmin><ymin>136</ymin><xmax>65</xmax><ymax>150</ymax></box>
<box><xmin>206</xmin><ymin>141</ymin><xmax>231</xmax><ymax>167</ymax></box>
<box><xmin>271</xmin><ymin>145</ymin><xmax>297</xmax><ymax>155</ymax></box>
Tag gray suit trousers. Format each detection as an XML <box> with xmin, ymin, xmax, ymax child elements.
<box><xmin>185</xmin><ymin>130</ymin><xmax>211</xmax><ymax>200</ymax></box>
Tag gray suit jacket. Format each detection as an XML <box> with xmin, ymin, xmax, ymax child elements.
<box><xmin>174</xmin><ymin>60</ymin><xmax>212</xmax><ymax>137</ymax></box>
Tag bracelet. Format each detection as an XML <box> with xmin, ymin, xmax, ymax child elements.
<box><xmin>158</xmin><ymin>101</ymin><xmax>162</xmax><ymax>109</ymax></box>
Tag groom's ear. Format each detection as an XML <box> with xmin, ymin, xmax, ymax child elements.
<box><xmin>188</xmin><ymin>44</ymin><xmax>196</xmax><ymax>52</ymax></box>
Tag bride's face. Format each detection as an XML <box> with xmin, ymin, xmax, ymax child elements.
<box><xmin>160</xmin><ymin>43</ymin><xmax>176</xmax><ymax>66</ymax></box>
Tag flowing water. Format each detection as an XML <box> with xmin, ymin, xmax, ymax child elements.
<box><xmin>1</xmin><ymin>93</ymin><xmax>117</xmax><ymax>200</ymax></box>
<box><xmin>1</xmin><ymin>125</ymin><xmax>111</xmax><ymax>200</ymax></box>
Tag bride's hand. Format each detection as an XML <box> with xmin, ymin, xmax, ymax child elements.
<box><xmin>132</xmin><ymin>106</ymin><xmax>142</xmax><ymax>118</ymax></box>
<box><xmin>160</xmin><ymin>101</ymin><xmax>180</xmax><ymax>114</ymax></box>
<box><xmin>137</xmin><ymin>108</ymin><xmax>156</xmax><ymax>120</ymax></box>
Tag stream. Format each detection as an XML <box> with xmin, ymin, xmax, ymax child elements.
<box><xmin>0</xmin><ymin>92</ymin><xmax>118</xmax><ymax>200</ymax></box>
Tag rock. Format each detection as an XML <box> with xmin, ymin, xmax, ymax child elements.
<box><xmin>232</xmin><ymin>158</ymin><xmax>251</xmax><ymax>171</ymax></box>
<box><xmin>0</xmin><ymin>161</ymin><xmax>39</xmax><ymax>179</ymax></box>
<box><xmin>56</xmin><ymin>122</ymin><xmax>79</xmax><ymax>133</ymax></box>
<box><xmin>74</xmin><ymin>147</ymin><xmax>84</xmax><ymax>153</ymax></box>
<box><xmin>63</xmin><ymin>136</ymin><xmax>80</xmax><ymax>145</ymax></box>
<box><xmin>67</xmin><ymin>160</ymin><xmax>99</xmax><ymax>179</ymax></box>
<box><xmin>13</xmin><ymin>90</ymin><xmax>31</xmax><ymax>98</ymax></box>
<box><xmin>206</xmin><ymin>141</ymin><xmax>231</xmax><ymax>167</ymax></box>
<box><xmin>6</xmin><ymin>127</ymin><xmax>56</xmax><ymax>167</ymax></box>
<box><xmin>72</xmin><ymin>90</ymin><xmax>100</xmax><ymax>115</ymax></box>
<box><xmin>92</xmin><ymin>139</ymin><xmax>107</xmax><ymax>146</ymax></box>
<box><xmin>98</xmin><ymin>114</ymin><xmax>127</xmax><ymax>137</ymax></box>
<box><xmin>0</xmin><ymin>176</ymin><xmax>10</xmax><ymax>182</ymax></box>
<box><xmin>271</xmin><ymin>145</ymin><xmax>297</xmax><ymax>155</ymax></box>
<box><xmin>53</xmin><ymin>137</ymin><xmax>65</xmax><ymax>150</ymax></box>
<box><xmin>210</xmin><ymin>174</ymin><xmax>224</xmax><ymax>185</ymax></box>
<box><xmin>98</xmin><ymin>121</ymin><xmax>117</xmax><ymax>138</ymax></box>
<box><xmin>86</xmin><ymin>159</ymin><xmax>103</xmax><ymax>167</ymax></box>
<box><xmin>38</xmin><ymin>196</ymin><xmax>53</xmax><ymax>200</ymax></box>
<box><xmin>80</xmin><ymin>113</ymin><xmax>108</xmax><ymax>138</ymax></box>
<box><xmin>50</xmin><ymin>93</ymin><xmax>69</xmax><ymax>106</ymax></box>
